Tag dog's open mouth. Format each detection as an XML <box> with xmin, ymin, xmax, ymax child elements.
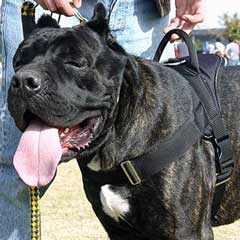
<box><xmin>59</xmin><ymin>117</ymin><xmax>101</xmax><ymax>154</ymax></box>
<box><xmin>13</xmin><ymin>114</ymin><xmax>102</xmax><ymax>187</ymax></box>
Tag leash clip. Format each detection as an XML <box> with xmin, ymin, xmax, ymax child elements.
<box><xmin>68</xmin><ymin>0</ymin><xmax>88</xmax><ymax>23</ymax></box>
<box><xmin>51</xmin><ymin>0</ymin><xmax>88</xmax><ymax>24</ymax></box>
<box><xmin>72</xmin><ymin>8</ymin><xmax>88</xmax><ymax>23</ymax></box>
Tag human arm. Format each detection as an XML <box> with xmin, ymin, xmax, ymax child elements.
<box><xmin>36</xmin><ymin>0</ymin><xmax>81</xmax><ymax>16</ymax></box>
<box><xmin>164</xmin><ymin>0</ymin><xmax>206</xmax><ymax>41</ymax></box>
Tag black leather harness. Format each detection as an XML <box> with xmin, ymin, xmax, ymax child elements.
<box><xmin>80</xmin><ymin>30</ymin><xmax>234</xmax><ymax>221</ymax></box>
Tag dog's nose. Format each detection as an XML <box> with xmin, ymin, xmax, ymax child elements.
<box><xmin>24</xmin><ymin>76</ymin><xmax>41</xmax><ymax>91</ymax></box>
<box><xmin>12</xmin><ymin>72</ymin><xmax>41</xmax><ymax>92</ymax></box>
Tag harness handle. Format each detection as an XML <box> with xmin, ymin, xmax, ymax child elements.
<box><xmin>153</xmin><ymin>29</ymin><xmax>200</xmax><ymax>72</ymax></box>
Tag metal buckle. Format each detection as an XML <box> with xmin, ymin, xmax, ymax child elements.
<box><xmin>216</xmin><ymin>177</ymin><xmax>230</xmax><ymax>187</ymax></box>
<box><xmin>120</xmin><ymin>161</ymin><xmax>142</xmax><ymax>185</ymax></box>
<box><xmin>204</xmin><ymin>135</ymin><xmax>223</xmax><ymax>160</ymax></box>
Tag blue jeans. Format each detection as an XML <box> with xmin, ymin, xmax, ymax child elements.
<box><xmin>80</xmin><ymin>0</ymin><xmax>174</xmax><ymax>59</ymax></box>
<box><xmin>0</xmin><ymin>0</ymin><xmax>31</xmax><ymax>239</ymax></box>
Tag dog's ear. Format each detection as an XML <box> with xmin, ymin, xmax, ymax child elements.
<box><xmin>36</xmin><ymin>14</ymin><xmax>60</xmax><ymax>29</ymax></box>
<box><xmin>85</xmin><ymin>2</ymin><xmax>109</xmax><ymax>39</ymax></box>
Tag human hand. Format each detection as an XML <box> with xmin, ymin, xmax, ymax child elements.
<box><xmin>164</xmin><ymin>0</ymin><xmax>205</xmax><ymax>41</ymax></box>
<box><xmin>36</xmin><ymin>0</ymin><xmax>81</xmax><ymax>16</ymax></box>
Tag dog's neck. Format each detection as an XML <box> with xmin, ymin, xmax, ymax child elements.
<box><xmin>87</xmin><ymin>56</ymin><xmax>195</xmax><ymax>171</ymax></box>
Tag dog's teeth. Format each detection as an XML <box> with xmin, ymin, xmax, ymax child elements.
<box><xmin>64</xmin><ymin>128</ymin><xmax>70</xmax><ymax>134</ymax></box>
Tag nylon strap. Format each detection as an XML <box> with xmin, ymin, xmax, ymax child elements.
<box><xmin>80</xmin><ymin>105</ymin><xmax>206</xmax><ymax>186</ymax></box>
<box><xmin>154</xmin><ymin>29</ymin><xmax>233</xmax><ymax>181</ymax></box>
<box><xmin>153</xmin><ymin>29</ymin><xmax>233</xmax><ymax>221</ymax></box>
<box><xmin>153</xmin><ymin>29</ymin><xmax>199</xmax><ymax>72</ymax></box>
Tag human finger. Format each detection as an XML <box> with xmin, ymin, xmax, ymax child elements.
<box><xmin>163</xmin><ymin>18</ymin><xmax>182</xmax><ymax>42</ymax></box>
<box><xmin>182</xmin><ymin>13</ymin><xmax>204</xmax><ymax>24</ymax></box>
<box><xmin>163</xmin><ymin>17</ymin><xmax>180</xmax><ymax>34</ymax></box>
<box><xmin>169</xmin><ymin>22</ymin><xmax>195</xmax><ymax>42</ymax></box>
<box><xmin>53</xmin><ymin>0</ymin><xmax>76</xmax><ymax>16</ymax></box>
<box><xmin>72</xmin><ymin>0</ymin><xmax>81</xmax><ymax>8</ymax></box>
<box><xmin>164</xmin><ymin>20</ymin><xmax>194</xmax><ymax>42</ymax></box>
<box><xmin>35</xmin><ymin>0</ymin><xmax>48</xmax><ymax>10</ymax></box>
<box><xmin>37</xmin><ymin>0</ymin><xmax>60</xmax><ymax>13</ymax></box>
<box><xmin>176</xmin><ymin>20</ymin><xmax>196</xmax><ymax>36</ymax></box>
<box><xmin>38</xmin><ymin>0</ymin><xmax>75</xmax><ymax>16</ymax></box>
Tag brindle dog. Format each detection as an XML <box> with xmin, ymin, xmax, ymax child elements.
<box><xmin>8</xmin><ymin>3</ymin><xmax>240</xmax><ymax>240</ymax></box>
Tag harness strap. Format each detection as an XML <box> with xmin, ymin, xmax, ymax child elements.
<box><xmin>153</xmin><ymin>29</ymin><xmax>234</xmax><ymax>221</ymax></box>
<box><xmin>122</xmin><ymin>116</ymin><xmax>203</xmax><ymax>184</ymax></box>
<box><xmin>154</xmin><ymin>30</ymin><xmax>234</xmax><ymax>221</ymax></box>
<box><xmin>172</xmin><ymin>61</ymin><xmax>233</xmax><ymax>183</ymax></box>
<box><xmin>153</xmin><ymin>29</ymin><xmax>199</xmax><ymax>72</ymax></box>
<box><xmin>81</xmin><ymin>105</ymin><xmax>206</xmax><ymax>186</ymax></box>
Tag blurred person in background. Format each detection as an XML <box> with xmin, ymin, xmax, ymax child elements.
<box><xmin>207</xmin><ymin>43</ymin><xmax>215</xmax><ymax>54</ymax></box>
<box><xmin>225</xmin><ymin>37</ymin><xmax>239</xmax><ymax>66</ymax></box>
<box><xmin>215</xmin><ymin>36</ymin><xmax>225</xmax><ymax>57</ymax></box>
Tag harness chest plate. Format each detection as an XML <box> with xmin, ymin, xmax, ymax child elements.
<box><xmin>164</xmin><ymin>54</ymin><xmax>234</xmax><ymax>186</ymax></box>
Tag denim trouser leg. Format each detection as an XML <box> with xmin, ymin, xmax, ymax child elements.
<box><xmin>80</xmin><ymin>0</ymin><xmax>174</xmax><ymax>60</ymax></box>
<box><xmin>107</xmin><ymin>0</ymin><xmax>174</xmax><ymax>60</ymax></box>
<box><xmin>0</xmin><ymin>0</ymin><xmax>31</xmax><ymax>239</ymax></box>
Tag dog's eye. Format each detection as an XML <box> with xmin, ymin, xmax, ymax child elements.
<box><xmin>64</xmin><ymin>59</ymin><xmax>88</xmax><ymax>69</ymax></box>
<box><xmin>64</xmin><ymin>61</ymin><xmax>81</xmax><ymax>68</ymax></box>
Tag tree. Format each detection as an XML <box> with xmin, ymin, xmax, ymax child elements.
<box><xmin>222</xmin><ymin>13</ymin><xmax>240</xmax><ymax>40</ymax></box>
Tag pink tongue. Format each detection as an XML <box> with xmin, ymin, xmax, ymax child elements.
<box><xmin>13</xmin><ymin>119</ymin><xmax>62</xmax><ymax>186</ymax></box>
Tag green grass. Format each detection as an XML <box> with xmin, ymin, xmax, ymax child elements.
<box><xmin>41</xmin><ymin>160</ymin><xmax>240</xmax><ymax>240</ymax></box>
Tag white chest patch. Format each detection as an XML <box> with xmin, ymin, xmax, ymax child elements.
<box><xmin>100</xmin><ymin>184</ymin><xmax>130</xmax><ymax>221</ymax></box>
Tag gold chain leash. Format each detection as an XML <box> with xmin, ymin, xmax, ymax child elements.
<box><xmin>29</xmin><ymin>187</ymin><xmax>41</xmax><ymax>240</ymax></box>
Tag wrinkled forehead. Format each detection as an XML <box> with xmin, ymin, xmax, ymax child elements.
<box><xmin>15</xmin><ymin>26</ymin><xmax>102</xmax><ymax>62</ymax></box>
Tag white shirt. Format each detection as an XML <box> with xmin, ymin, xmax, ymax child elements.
<box><xmin>225</xmin><ymin>42</ymin><xmax>239</xmax><ymax>60</ymax></box>
<box><xmin>215</xmin><ymin>41</ymin><xmax>225</xmax><ymax>56</ymax></box>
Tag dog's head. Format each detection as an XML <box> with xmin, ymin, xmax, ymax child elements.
<box><xmin>8</xmin><ymin>3</ymin><xmax>127</xmax><ymax>186</ymax></box>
